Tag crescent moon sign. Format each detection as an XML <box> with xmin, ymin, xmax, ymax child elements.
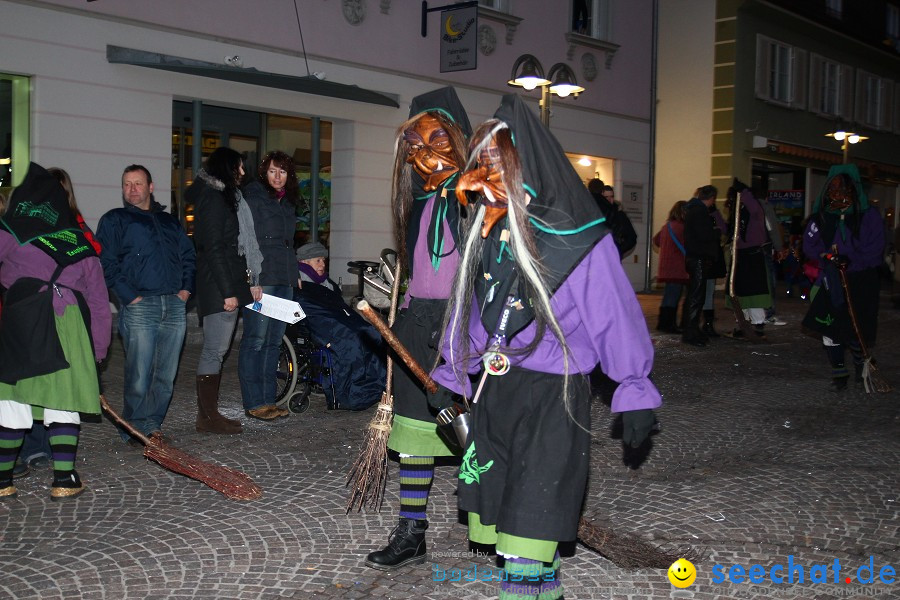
<box><xmin>445</xmin><ymin>15</ymin><xmax>462</xmax><ymax>36</ymax></box>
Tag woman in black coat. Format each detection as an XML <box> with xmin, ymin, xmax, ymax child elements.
<box><xmin>188</xmin><ymin>147</ymin><xmax>261</xmax><ymax>434</ymax></box>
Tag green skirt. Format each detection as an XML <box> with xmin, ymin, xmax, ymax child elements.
<box><xmin>0</xmin><ymin>304</ymin><xmax>100</xmax><ymax>414</ymax></box>
<box><xmin>387</xmin><ymin>414</ymin><xmax>458</xmax><ymax>457</ymax></box>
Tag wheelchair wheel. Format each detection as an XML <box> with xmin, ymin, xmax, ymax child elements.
<box><xmin>274</xmin><ymin>335</ymin><xmax>299</xmax><ymax>406</ymax></box>
<box><xmin>288</xmin><ymin>384</ymin><xmax>311</xmax><ymax>414</ymax></box>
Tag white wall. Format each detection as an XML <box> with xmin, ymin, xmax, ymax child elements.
<box><xmin>0</xmin><ymin>0</ymin><xmax>653</xmax><ymax>288</ymax></box>
<box><xmin>654</xmin><ymin>0</ymin><xmax>716</xmax><ymax>283</ymax></box>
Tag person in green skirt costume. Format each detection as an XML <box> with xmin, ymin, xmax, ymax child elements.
<box><xmin>0</xmin><ymin>163</ymin><xmax>111</xmax><ymax>501</ymax></box>
<box><xmin>363</xmin><ymin>87</ymin><xmax>471</xmax><ymax>570</ymax></box>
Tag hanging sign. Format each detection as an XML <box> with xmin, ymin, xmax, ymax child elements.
<box><xmin>440</xmin><ymin>5</ymin><xmax>477</xmax><ymax>72</ymax></box>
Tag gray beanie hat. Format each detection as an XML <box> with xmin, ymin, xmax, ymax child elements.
<box><xmin>296</xmin><ymin>242</ymin><xmax>328</xmax><ymax>261</ymax></box>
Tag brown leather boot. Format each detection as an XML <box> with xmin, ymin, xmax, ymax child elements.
<box><xmin>196</xmin><ymin>374</ymin><xmax>242</xmax><ymax>434</ymax></box>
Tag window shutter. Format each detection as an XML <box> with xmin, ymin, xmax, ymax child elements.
<box><xmin>880</xmin><ymin>81</ymin><xmax>893</xmax><ymax>130</ymax></box>
<box><xmin>755</xmin><ymin>34</ymin><xmax>770</xmax><ymax>100</ymax></box>
<box><xmin>854</xmin><ymin>70</ymin><xmax>866</xmax><ymax>124</ymax></box>
<box><xmin>809</xmin><ymin>54</ymin><xmax>823</xmax><ymax>114</ymax></box>
<box><xmin>895</xmin><ymin>82</ymin><xmax>900</xmax><ymax>134</ymax></box>
<box><xmin>791</xmin><ymin>48</ymin><xmax>807</xmax><ymax>110</ymax></box>
<box><xmin>839</xmin><ymin>65</ymin><xmax>854</xmax><ymax>120</ymax></box>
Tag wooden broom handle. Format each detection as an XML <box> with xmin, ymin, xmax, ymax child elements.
<box><xmin>356</xmin><ymin>300</ymin><xmax>438</xmax><ymax>394</ymax></box>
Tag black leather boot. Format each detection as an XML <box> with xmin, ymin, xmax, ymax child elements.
<box><xmin>656</xmin><ymin>307</ymin><xmax>681</xmax><ymax>334</ymax></box>
<box><xmin>701</xmin><ymin>309</ymin><xmax>720</xmax><ymax>338</ymax></box>
<box><xmin>364</xmin><ymin>518</ymin><xmax>428</xmax><ymax>570</ymax></box>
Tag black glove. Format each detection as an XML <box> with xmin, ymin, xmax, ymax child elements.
<box><xmin>622</xmin><ymin>409</ymin><xmax>656</xmax><ymax>448</ymax></box>
<box><xmin>824</xmin><ymin>253</ymin><xmax>850</xmax><ymax>268</ymax></box>
<box><xmin>428</xmin><ymin>385</ymin><xmax>459</xmax><ymax>411</ymax></box>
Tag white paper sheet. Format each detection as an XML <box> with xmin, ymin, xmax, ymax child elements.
<box><xmin>244</xmin><ymin>293</ymin><xmax>307</xmax><ymax>324</ymax></box>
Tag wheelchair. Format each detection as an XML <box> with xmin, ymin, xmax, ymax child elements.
<box><xmin>274</xmin><ymin>321</ymin><xmax>337</xmax><ymax>414</ymax></box>
<box><xmin>273</xmin><ymin>248</ymin><xmax>397</xmax><ymax>414</ymax></box>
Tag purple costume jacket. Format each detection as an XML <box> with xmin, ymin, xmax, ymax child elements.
<box><xmin>431</xmin><ymin>235</ymin><xmax>661</xmax><ymax>414</ymax></box>
<box><xmin>0</xmin><ymin>231</ymin><xmax>111</xmax><ymax>361</ymax></box>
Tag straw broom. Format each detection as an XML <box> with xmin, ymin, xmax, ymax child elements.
<box><xmin>834</xmin><ymin>260</ymin><xmax>892</xmax><ymax>393</ymax></box>
<box><xmin>100</xmin><ymin>395</ymin><xmax>262</xmax><ymax>501</ymax></box>
<box><xmin>354</xmin><ymin>301</ymin><xmax>706</xmax><ymax>569</ymax></box>
<box><xmin>345</xmin><ymin>259</ymin><xmax>404</xmax><ymax>512</ymax></box>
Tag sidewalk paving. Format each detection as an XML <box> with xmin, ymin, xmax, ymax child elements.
<box><xmin>1</xmin><ymin>287</ymin><xmax>898</xmax><ymax>599</ymax></box>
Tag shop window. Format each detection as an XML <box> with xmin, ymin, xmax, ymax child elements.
<box><xmin>808</xmin><ymin>54</ymin><xmax>852</xmax><ymax>119</ymax></box>
<box><xmin>571</xmin><ymin>0</ymin><xmax>610</xmax><ymax>40</ymax></box>
<box><xmin>755</xmin><ymin>35</ymin><xmax>806</xmax><ymax>109</ymax></box>
<box><xmin>0</xmin><ymin>75</ymin><xmax>30</xmax><ymax>194</ymax></box>
<box><xmin>855</xmin><ymin>70</ymin><xmax>893</xmax><ymax>130</ymax></box>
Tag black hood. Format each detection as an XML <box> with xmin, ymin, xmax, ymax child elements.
<box><xmin>475</xmin><ymin>94</ymin><xmax>609</xmax><ymax>338</ymax></box>
<box><xmin>408</xmin><ymin>86</ymin><xmax>472</xmax><ymax>137</ymax></box>
<box><xmin>0</xmin><ymin>162</ymin><xmax>96</xmax><ymax>265</ymax></box>
<box><xmin>406</xmin><ymin>86</ymin><xmax>471</xmax><ymax>276</ymax></box>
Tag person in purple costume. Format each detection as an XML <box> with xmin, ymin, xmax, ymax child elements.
<box><xmin>801</xmin><ymin>164</ymin><xmax>885</xmax><ymax>390</ymax></box>
<box><xmin>430</xmin><ymin>94</ymin><xmax>661</xmax><ymax>600</ymax></box>
<box><xmin>725</xmin><ymin>179</ymin><xmax>775</xmax><ymax>337</ymax></box>
<box><xmin>0</xmin><ymin>163</ymin><xmax>111</xmax><ymax>501</ymax></box>
<box><xmin>364</xmin><ymin>87</ymin><xmax>472</xmax><ymax>571</ymax></box>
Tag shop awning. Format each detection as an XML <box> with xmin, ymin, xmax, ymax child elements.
<box><xmin>107</xmin><ymin>45</ymin><xmax>399</xmax><ymax>109</ymax></box>
<box><xmin>765</xmin><ymin>139</ymin><xmax>900</xmax><ymax>182</ymax></box>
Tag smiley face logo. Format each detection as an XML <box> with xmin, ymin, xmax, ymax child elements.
<box><xmin>667</xmin><ymin>558</ymin><xmax>697</xmax><ymax>588</ymax></box>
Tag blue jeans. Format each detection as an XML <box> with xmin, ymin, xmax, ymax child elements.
<box><xmin>239</xmin><ymin>285</ymin><xmax>291</xmax><ymax>411</ymax></box>
<box><xmin>118</xmin><ymin>294</ymin><xmax>187</xmax><ymax>440</ymax></box>
<box><xmin>660</xmin><ymin>283</ymin><xmax>684</xmax><ymax>308</ymax></box>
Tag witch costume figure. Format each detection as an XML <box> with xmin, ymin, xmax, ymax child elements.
<box><xmin>364</xmin><ymin>87</ymin><xmax>472</xmax><ymax>570</ymax></box>
<box><xmin>429</xmin><ymin>94</ymin><xmax>661</xmax><ymax>599</ymax></box>
<box><xmin>801</xmin><ymin>164</ymin><xmax>884</xmax><ymax>390</ymax></box>
<box><xmin>0</xmin><ymin>162</ymin><xmax>111</xmax><ymax>500</ymax></box>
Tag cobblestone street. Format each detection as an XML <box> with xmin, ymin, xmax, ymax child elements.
<box><xmin>2</xmin><ymin>289</ymin><xmax>898</xmax><ymax>599</ymax></box>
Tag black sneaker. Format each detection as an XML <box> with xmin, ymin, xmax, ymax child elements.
<box><xmin>364</xmin><ymin>518</ymin><xmax>428</xmax><ymax>570</ymax></box>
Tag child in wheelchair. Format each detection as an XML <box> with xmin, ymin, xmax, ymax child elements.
<box><xmin>287</xmin><ymin>242</ymin><xmax>386</xmax><ymax>411</ymax></box>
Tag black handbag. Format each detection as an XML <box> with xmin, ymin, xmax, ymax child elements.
<box><xmin>0</xmin><ymin>264</ymin><xmax>70</xmax><ymax>384</ymax></box>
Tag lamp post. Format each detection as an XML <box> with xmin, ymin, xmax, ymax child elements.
<box><xmin>508</xmin><ymin>54</ymin><xmax>585</xmax><ymax>127</ymax></box>
<box><xmin>825</xmin><ymin>125</ymin><xmax>868</xmax><ymax>164</ymax></box>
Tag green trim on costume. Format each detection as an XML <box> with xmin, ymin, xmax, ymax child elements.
<box><xmin>497</xmin><ymin>533</ymin><xmax>558</xmax><ymax>564</ymax></box>
<box><xmin>725</xmin><ymin>292</ymin><xmax>772</xmax><ymax>310</ymax></box>
<box><xmin>387</xmin><ymin>414</ymin><xmax>458</xmax><ymax>456</ymax></box>
<box><xmin>529</xmin><ymin>216</ymin><xmax>606</xmax><ymax>235</ymax></box>
<box><xmin>467</xmin><ymin>513</ymin><xmax>559</xmax><ymax>563</ymax></box>
<box><xmin>468</xmin><ymin>512</ymin><xmax>498</xmax><ymax>545</ymax></box>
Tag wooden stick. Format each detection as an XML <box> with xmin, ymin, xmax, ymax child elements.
<box><xmin>728</xmin><ymin>191</ymin><xmax>762</xmax><ymax>341</ymax></box>
<box><xmin>356</xmin><ymin>300</ymin><xmax>438</xmax><ymax>394</ymax></box>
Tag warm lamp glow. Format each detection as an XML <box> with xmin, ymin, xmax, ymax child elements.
<box><xmin>578</xmin><ymin>157</ymin><xmax>592</xmax><ymax>166</ymax></box>
<box><xmin>847</xmin><ymin>134</ymin><xmax>860</xmax><ymax>144</ymax></box>
<box><xmin>833</xmin><ymin>130</ymin><xmax>846</xmax><ymax>141</ymax></box>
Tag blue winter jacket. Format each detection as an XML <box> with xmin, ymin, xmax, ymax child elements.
<box><xmin>96</xmin><ymin>201</ymin><xmax>196</xmax><ymax>306</ymax></box>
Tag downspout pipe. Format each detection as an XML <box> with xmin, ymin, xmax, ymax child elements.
<box><xmin>643</xmin><ymin>0</ymin><xmax>659</xmax><ymax>293</ymax></box>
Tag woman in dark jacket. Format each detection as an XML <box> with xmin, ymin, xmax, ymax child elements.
<box><xmin>238</xmin><ymin>150</ymin><xmax>298</xmax><ymax>421</ymax></box>
<box><xmin>189</xmin><ymin>147</ymin><xmax>261</xmax><ymax>434</ymax></box>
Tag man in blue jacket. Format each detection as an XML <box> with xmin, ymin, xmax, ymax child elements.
<box><xmin>97</xmin><ymin>165</ymin><xmax>195</xmax><ymax>442</ymax></box>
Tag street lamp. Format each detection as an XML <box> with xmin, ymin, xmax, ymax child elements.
<box><xmin>508</xmin><ymin>54</ymin><xmax>585</xmax><ymax>127</ymax></box>
<box><xmin>825</xmin><ymin>124</ymin><xmax>868</xmax><ymax>164</ymax></box>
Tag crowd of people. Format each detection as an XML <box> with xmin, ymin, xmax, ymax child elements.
<box><xmin>0</xmin><ymin>84</ymin><xmax>893</xmax><ymax>599</ymax></box>
<box><xmin>652</xmin><ymin>166</ymin><xmax>889</xmax><ymax>393</ymax></box>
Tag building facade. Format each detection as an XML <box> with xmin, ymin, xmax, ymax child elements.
<box><xmin>1</xmin><ymin>0</ymin><xmax>656</xmax><ymax>288</ymax></box>
<box><xmin>656</xmin><ymin>0</ymin><xmax>900</xmax><ymax>285</ymax></box>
